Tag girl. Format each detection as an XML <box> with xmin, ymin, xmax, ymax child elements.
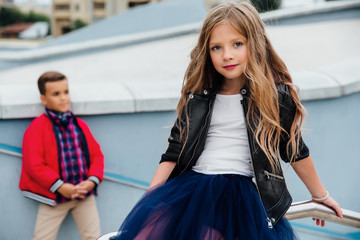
<box><xmin>114</xmin><ymin>2</ymin><xmax>342</xmax><ymax>239</ymax></box>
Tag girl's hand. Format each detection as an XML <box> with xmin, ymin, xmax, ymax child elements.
<box><xmin>291</xmin><ymin>156</ymin><xmax>343</xmax><ymax>227</ymax></box>
<box><xmin>320</xmin><ymin>196</ymin><xmax>343</xmax><ymax>218</ymax></box>
<box><xmin>312</xmin><ymin>196</ymin><xmax>343</xmax><ymax>227</ymax></box>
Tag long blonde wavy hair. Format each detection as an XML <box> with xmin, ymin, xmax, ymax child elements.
<box><xmin>177</xmin><ymin>2</ymin><xmax>305</xmax><ymax>172</ymax></box>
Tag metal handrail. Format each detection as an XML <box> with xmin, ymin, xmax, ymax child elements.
<box><xmin>285</xmin><ymin>200</ymin><xmax>360</xmax><ymax>228</ymax></box>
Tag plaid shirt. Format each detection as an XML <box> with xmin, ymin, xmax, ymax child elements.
<box><xmin>46</xmin><ymin>109</ymin><xmax>93</xmax><ymax>203</ymax></box>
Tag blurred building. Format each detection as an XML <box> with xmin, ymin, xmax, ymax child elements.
<box><xmin>0</xmin><ymin>0</ymin><xmax>14</xmax><ymax>8</ymax></box>
<box><xmin>52</xmin><ymin>0</ymin><xmax>167</xmax><ymax>37</ymax></box>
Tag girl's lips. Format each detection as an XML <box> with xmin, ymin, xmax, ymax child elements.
<box><xmin>223</xmin><ymin>64</ymin><xmax>238</xmax><ymax>70</ymax></box>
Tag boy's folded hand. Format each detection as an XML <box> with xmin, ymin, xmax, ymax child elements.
<box><xmin>71</xmin><ymin>187</ymin><xmax>87</xmax><ymax>200</ymax></box>
<box><xmin>71</xmin><ymin>180</ymin><xmax>96</xmax><ymax>200</ymax></box>
<box><xmin>76</xmin><ymin>180</ymin><xmax>96</xmax><ymax>192</ymax></box>
<box><xmin>57</xmin><ymin>181</ymin><xmax>96</xmax><ymax>200</ymax></box>
<box><xmin>57</xmin><ymin>183</ymin><xmax>76</xmax><ymax>199</ymax></box>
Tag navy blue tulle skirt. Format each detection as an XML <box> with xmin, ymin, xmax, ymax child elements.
<box><xmin>113</xmin><ymin>171</ymin><xmax>297</xmax><ymax>240</ymax></box>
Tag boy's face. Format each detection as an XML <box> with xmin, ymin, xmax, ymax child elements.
<box><xmin>40</xmin><ymin>79</ymin><xmax>71</xmax><ymax>113</ymax></box>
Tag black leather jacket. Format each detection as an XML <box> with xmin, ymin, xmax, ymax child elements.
<box><xmin>160</xmin><ymin>83</ymin><xmax>309</xmax><ymax>225</ymax></box>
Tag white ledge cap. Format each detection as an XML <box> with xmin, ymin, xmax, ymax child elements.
<box><xmin>0</xmin><ymin>81</ymin><xmax>181</xmax><ymax>119</ymax></box>
<box><xmin>293</xmin><ymin>58</ymin><xmax>360</xmax><ymax>101</ymax></box>
<box><xmin>0</xmin><ymin>58</ymin><xmax>359</xmax><ymax>119</ymax></box>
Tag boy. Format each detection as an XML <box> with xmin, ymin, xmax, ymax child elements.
<box><xmin>19</xmin><ymin>71</ymin><xmax>104</xmax><ymax>240</ymax></box>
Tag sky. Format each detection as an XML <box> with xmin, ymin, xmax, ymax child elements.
<box><xmin>14</xmin><ymin>0</ymin><xmax>51</xmax><ymax>6</ymax></box>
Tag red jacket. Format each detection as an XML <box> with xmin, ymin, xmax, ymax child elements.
<box><xmin>19</xmin><ymin>114</ymin><xmax>104</xmax><ymax>206</ymax></box>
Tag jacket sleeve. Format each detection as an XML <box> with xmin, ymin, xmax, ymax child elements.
<box><xmin>78</xmin><ymin>119</ymin><xmax>104</xmax><ymax>183</ymax></box>
<box><xmin>159</xmin><ymin>115</ymin><xmax>184</xmax><ymax>164</ymax></box>
<box><xmin>22</xmin><ymin>120</ymin><xmax>61</xmax><ymax>190</ymax></box>
<box><xmin>279</xmin><ymin>85</ymin><xmax>310</xmax><ymax>163</ymax></box>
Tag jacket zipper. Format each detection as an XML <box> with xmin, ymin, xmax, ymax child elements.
<box><xmin>264</xmin><ymin>170</ymin><xmax>284</xmax><ymax>180</ymax></box>
<box><xmin>241</xmin><ymin>98</ymin><xmax>273</xmax><ymax>229</ymax></box>
<box><xmin>181</xmin><ymin>100</ymin><xmax>212</xmax><ymax>174</ymax></box>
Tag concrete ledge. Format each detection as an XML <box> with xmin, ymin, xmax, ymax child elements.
<box><xmin>0</xmin><ymin>58</ymin><xmax>359</xmax><ymax>119</ymax></box>
<box><xmin>0</xmin><ymin>81</ymin><xmax>182</xmax><ymax>119</ymax></box>
<box><xmin>293</xmin><ymin>58</ymin><xmax>360</xmax><ymax>101</ymax></box>
<box><xmin>123</xmin><ymin>81</ymin><xmax>181</xmax><ymax>112</ymax></box>
<box><xmin>70</xmin><ymin>83</ymin><xmax>135</xmax><ymax>115</ymax></box>
<box><xmin>0</xmin><ymin>84</ymin><xmax>42</xmax><ymax>119</ymax></box>
<box><xmin>292</xmin><ymin>71</ymin><xmax>342</xmax><ymax>101</ymax></box>
<box><xmin>318</xmin><ymin>58</ymin><xmax>360</xmax><ymax>96</ymax></box>
<box><xmin>1</xmin><ymin>0</ymin><xmax>359</xmax><ymax>62</ymax></box>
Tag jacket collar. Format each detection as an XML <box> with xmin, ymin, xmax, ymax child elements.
<box><xmin>206</xmin><ymin>85</ymin><xmax>249</xmax><ymax>98</ymax></box>
<box><xmin>188</xmin><ymin>84</ymin><xmax>250</xmax><ymax>98</ymax></box>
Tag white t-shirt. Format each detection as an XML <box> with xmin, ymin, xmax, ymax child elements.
<box><xmin>192</xmin><ymin>93</ymin><xmax>254</xmax><ymax>177</ymax></box>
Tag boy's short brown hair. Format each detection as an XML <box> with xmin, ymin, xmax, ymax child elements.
<box><xmin>38</xmin><ymin>71</ymin><xmax>66</xmax><ymax>95</ymax></box>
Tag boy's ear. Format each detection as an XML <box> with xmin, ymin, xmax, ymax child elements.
<box><xmin>40</xmin><ymin>94</ymin><xmax>47</xmax><ymax>106</ymax></box>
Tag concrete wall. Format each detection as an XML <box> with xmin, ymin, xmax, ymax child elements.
<box><xmin>0</xmin><ymin>91</ymin><xmax>359</xmax><ymax>239</ymax></box>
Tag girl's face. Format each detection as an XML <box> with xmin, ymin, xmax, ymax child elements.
<box><xmin>209</xmin><ymin>22</ymin><xmax>248</xmax><ymax>83</ymax></box>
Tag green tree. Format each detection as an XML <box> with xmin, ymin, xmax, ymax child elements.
<box><xmin>250</xmin><ymin>0</ymin><xmax>282</xmax><ymax>13</ymax></box>
<box><xmin>70</xmin><ymin>19</ymin><xmax>87</xmax><ymax>31</ymax></box>
<box><xmin>0</xmin><ymin>7</ymin><xmax>25</xmax><ymax>26</ymax></box>
<box><xmin>0</xmin><ymin>7</ymin><xmax>50</xmax><ymax>34</ymax></box>
<box><xmin>25</xmin><ymin>10</ymin><xmax>49</xmax><ymax>23</ymax></box>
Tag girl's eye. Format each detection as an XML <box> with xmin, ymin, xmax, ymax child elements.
<box><xmin>211</xmin><ymin>46</ymin><xmax>220</xmax><ymax>51</ymax></box>
<box><xmin>234</xmin><ymin>42</ymin><xmax>243</xmax><ymax>47</ymax></box>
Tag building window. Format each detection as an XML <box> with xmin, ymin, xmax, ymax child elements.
<box><xmin>94</xmin><ymin>2</ymin><xmax>105</xmax><ymax>9</ymax></box>
<box><xmin>128</xmin><ymin>1</ymin><xmax>150</xmax><ymax>8</ymax></box>
<box><xmin>75</xmin><ymin>4</ymin><xmax>80</xmax><ymax>11</ymax></box>
<box><xmin>55</xmin><ymin>4</ymin><xmax>70</xmax><ymax>10</ymax></box>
